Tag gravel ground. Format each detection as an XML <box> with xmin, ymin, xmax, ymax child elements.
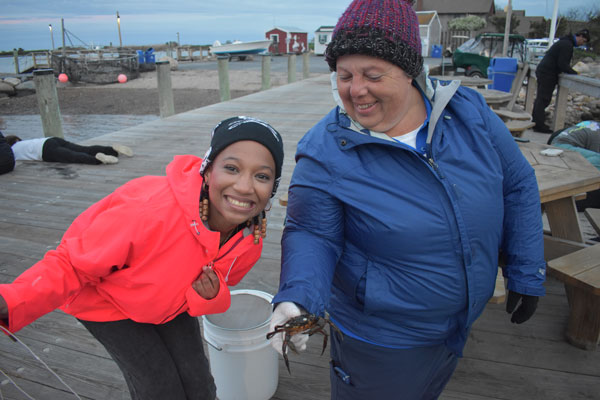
<box><xmin>0</xmin><ymin>87</ymin><xmax>256</xmax><ymax>115</ymax></box>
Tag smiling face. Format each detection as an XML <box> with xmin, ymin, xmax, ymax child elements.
<box><xmin>204</xmin><ymin>140</ymin><xmax>276</xmax><ymax>235</ymax></box>
<box><xmin>336</xmin><ymin>54</ymin><xmax>425</xmax><ymax>137</ymax></box>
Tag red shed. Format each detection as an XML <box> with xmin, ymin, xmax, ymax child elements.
<box><xmin>265</xmin><ymin>26</ymin><xmax>308</xmax><ymax>55</ymax></box>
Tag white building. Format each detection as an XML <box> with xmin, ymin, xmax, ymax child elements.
<box><xmin>417</xmin><ymin>10</ymin><xmax>442</xmax><ymax>57</ymax></box>
<box><xmin>314</xmin><ymin>26</ymin><xmax>335</xmax><ymax>56</ymax></box>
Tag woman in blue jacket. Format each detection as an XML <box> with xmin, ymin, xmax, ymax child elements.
<box><xmin>268</xmin><ymin>1</ymin><xmax>546</xmax><ymax>399</ymax></box>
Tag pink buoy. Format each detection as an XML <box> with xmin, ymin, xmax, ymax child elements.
<box><xmin>117</xmin><ymin>74</ymin><xmax>127</xmax><ymax>83</ymax></box>
<box><xmin>58</xmin><ymin>73</ymin><xmax>68</xmax><ymax>83</ymax></box>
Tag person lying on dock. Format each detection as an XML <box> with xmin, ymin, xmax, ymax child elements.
<box><xmin>5</xmin><ymin>135</ymin><xmax>133</xmax><ymax>165</ymax></box>
<box><xmin>0</xmin><ymin>132</ymin><xmax>15</xmax><ymax>174</ymax></box>
<box><xmin>0</xmin><ymin>116</ymin><xmax>284</xmax><ymax>400</ymax></box>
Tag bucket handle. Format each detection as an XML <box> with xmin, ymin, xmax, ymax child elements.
<box><xmin>203</xmin><ymin>336</ymin><xmax>223</xmax><ymax>351</ymax></box>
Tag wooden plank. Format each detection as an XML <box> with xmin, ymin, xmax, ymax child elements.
<box><xmin>506</xmin><ymin>63</ymin><xmax>529</xmax><ymax>111</ymax></box>
<box><xmin>547</xmin><ymin>244</ymin><xmax>600</xmax><ymax>293</ymax></box>
<box><xmin>505</xmin><ymin>120</ymin><xmax>534</xmax><ymax>137</ymax></box>
<box><xmin>488</xmin><ymin>267</ymin><xmax>506</xmax><ymax>304</ymax></box>
<box><xmin>2</xmin><ymin>73</ymin><xmax>600</xmax><ymax>400</ymax></box>
<box><xmin>493</xmin><ymin>108</ymin><xmax>532</xmax><ymax>121</ymax></box>
<box><xmin>544</xmin><ymin>235</ymin><xmax>587</xmax><ymax>261</ymax></box>
<box><xmin>545</xmin><ymin>197</ymin><xmax>585</xmax><ymax>242</ymax></box>
<box><xmin>279</xmin><ymin>192</ymin><xmax>288</xmax><ymax>207</ymax></box>
<box><xmin>584</xmin><ymin>208</ymin><xmax>600</xmax><ymax>236</ymax></box>
<box><xmin>446</xmin><ymin>357</ymin><xmax>600</xmax><ymax>400</ymax></box>
<box><xmin>564</xmin><ymin>285</ymin><xmax>600</xmax><ymax>349</ymax></box>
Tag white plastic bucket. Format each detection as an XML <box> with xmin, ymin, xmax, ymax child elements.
<box><xmin>202</xmin><ymin>289</ymin><xmax>278</xmax><ymax>400</ymax></box>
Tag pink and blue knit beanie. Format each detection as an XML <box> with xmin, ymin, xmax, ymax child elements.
<box><xmin>325</xmin><ymin>0</ymin><xmax>423</xmax><ymax>78</ymax></box>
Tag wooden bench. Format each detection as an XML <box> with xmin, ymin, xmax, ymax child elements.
<box><xmin>493</xmin><ymin>108</ymin><xmax>532</xmax><ymax>121</ymax></box>
<box><xmin>547</xmin><ymin>243</ymin><xmax>600</xmax><ymax>350</ymax></box>
<box><xmin>584</xmin><ymin>208</ymin><xmax>600</xmax><ymax>236</ymax></box>
<box><xmin>504</xmin><ymin>120</ymin><xmax>535</xmax><ymax>137</ymax></box>
<box><xmin>279</xmin><ymin>191</ymin><xmax>288</xmax><ymax>207</ymax></box>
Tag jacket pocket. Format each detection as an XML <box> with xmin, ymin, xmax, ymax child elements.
<box><xmin>333</xmin><ymin>249</ymin><xmax>368</xmax><ymax>310</ymax></box>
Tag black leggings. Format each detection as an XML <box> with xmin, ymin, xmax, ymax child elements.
<box><xmin>80</xmin><ymin>313</ymin><xmax>216</xmax><ymax>400</ymax></box>
<box><xmin>41</xmin><ymin>137</ymin><xmax>117</xmax><ymax>164</ymax></box>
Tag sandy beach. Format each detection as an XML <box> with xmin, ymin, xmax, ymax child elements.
<box><xmin>1</xmin><ymin>66</ymin><xmax>324</xmax><ymax>116</ymax></box>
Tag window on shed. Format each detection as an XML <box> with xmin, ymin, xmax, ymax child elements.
<box><xmin>271</xmin><ymin>34</ymin><xmax>279</xmax><ymax>43</ymax></box>
<box><xmin>318</xmin><ymin>34</ymin><xmax>328</xmax><ymax>44</ymax></box>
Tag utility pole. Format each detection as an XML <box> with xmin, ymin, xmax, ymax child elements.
<box><xmin>548</xmin><ymin>0</ymin><xmax>560</xmax><ymax>48</ymax></box>
<box><xmin>177</xmin><ymin>32</ymin><xmax>180</xmax><ymax>45</ymax></box>
<box><xmin>502</xmin><ymin>0</ymin><xmax>512</xmax><ymax>57</ymax></box>
<box><xmin>61</xmin><ymin>18</ymin><xmax>66</xmax><ymax>57</ymax></box>
<box><xmin>117</xmin><ymin>11</ymin><xmax>123</xmax><ymax>48</ymax></box>
<box><xmin>49</xmin><ymin>24</ymin><xmax>55</xmax><ymax>50</ymax></box>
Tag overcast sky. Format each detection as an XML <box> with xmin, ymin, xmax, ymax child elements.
<box><xmin>1</xmin><ymin>0</ymin><xmax>596</xmax><ymax>51</ymax></box>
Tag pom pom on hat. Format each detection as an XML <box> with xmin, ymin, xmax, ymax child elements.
<box><xmin>325</xmin><ymin>0</ymin><xmax>423</xmax><ymax>78</ymax></box>
<box><xmin>200</xmin><ymin>116</ymin><xmax>284</xmax><ymax>197</ymax></box>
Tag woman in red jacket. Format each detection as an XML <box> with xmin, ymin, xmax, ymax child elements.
<box><xmin>0</xmin><ymin>116</ymin><xmax>284</xmax><ymax>400</ymax></box>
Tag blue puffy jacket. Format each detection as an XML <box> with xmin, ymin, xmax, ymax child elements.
<box><xmin>273</xmin><ymin>77</ymin><xmax>546</xmax><ymax>355</ymax></box>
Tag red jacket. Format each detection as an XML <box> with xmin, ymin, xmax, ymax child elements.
<box><xmin>0</xmin><ymin>155</ymin><xmax>263</xmax><ymax>332</ymax></box>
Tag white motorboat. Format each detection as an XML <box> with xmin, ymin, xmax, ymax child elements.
<box><xmin>209</xmin><ymin>40</ymin><xmax>272</xmax><ymax>59</ymax></box>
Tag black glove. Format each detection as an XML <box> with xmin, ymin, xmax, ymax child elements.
<box><xmin>506</xmin><ymin>290</ymin><xmax>539</xmax><ymax>324</ymax></box>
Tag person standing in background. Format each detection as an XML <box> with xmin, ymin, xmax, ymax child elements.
<box><xmin>532</xmin><ymin>29</ymin><xmax>590</xmax><ymax>133</ymax></box>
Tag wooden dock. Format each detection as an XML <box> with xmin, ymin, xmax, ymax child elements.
<box><xmin>1</xmin><ymin>74</ymin><xmax>599</xmax><ymax>399</ymax></box>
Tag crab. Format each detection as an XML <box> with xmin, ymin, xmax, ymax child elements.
<box><xmin>266</xmin><ymin>312</ymin><xmax>342</xmax><ymax>374</ymax></box>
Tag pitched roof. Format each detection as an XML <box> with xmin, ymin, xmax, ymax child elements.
<box><xmin>416</xmin><ymin>11</ymin><xmax>438</xmax><ymax>25</ymax></box>
<box><xmin>272</xmin><ymin>26</ymin><xmax>307</xmax><ymax>33</ymax></box>
<box><xmin>418</xmin><ymin>0</ymin><xmax>494</xmax><ymax>14</ymax></box>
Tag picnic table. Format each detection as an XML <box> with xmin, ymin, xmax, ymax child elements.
<box><xmin>473</xmin><ymin>88</ymin><xmax>513</xmax><ymax>108</ymax></box>
<box><xmin>518</xmin><ymin>141</ymin><xmax>600</xmax><ymax>251</ymax></box>
<box><xmin>430</xmin><ymin>75</ymin><xmax>492</xmax><ymax>88</ymax></box>
<box><xmin>520</xmin><ymin>140</ymin><xmax>600</xmax><ymax>350</ymax></box>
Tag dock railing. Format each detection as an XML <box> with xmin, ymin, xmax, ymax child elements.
<box><xmin>525</xmin><ymin>63</ymin><xmax>600</xmax><ymax>131</ymax></box>
<box><xmin>6</xmin><ymin>51</ymin><xmax>51</xmax><ymax>74</ymax></box>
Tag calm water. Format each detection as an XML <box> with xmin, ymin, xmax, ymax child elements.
<box><xmin>0</xmin><ymin>114</ymin><xmax>158</xmax><ymax>142</ymax></box>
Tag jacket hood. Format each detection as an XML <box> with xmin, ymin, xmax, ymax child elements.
<box><xmin>166</xmin><ymin>155</ymin><xmax>204</xmax><ymax>224</ymax></box>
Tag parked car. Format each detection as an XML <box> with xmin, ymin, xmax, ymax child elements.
<box><xmin>452</xmin><ymin>33</ymin><xmax>527</xmax><ymax>78</ymax></box>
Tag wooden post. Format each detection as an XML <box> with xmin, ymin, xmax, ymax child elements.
<box><xmin>525</xmin><ymin>73</ymin><xmax>536</xmax><ymax>114</ymax></box>
<box><xmin>552</xmin><ymin>82</ymin><xmax>569</xmax><ymax>131</ymax></box>
<box><xmin>156</xmin><ymin>61</ymin><xmax>175</xmax><ymax>118</ymax></box>
<box><xmin>261</xmin><ymin>54</ymin><xmax>271</xmax><ymax>90</ymax></box>
<box><xmin>13</xmin><ymin>49</ymin><xmax>19</xmax><ymax>74</ymax></box>
<box><xmin>33</xmin><ymin>69</ymin><xmax>64</xmax><ymax>139</ymax></box>
<box><xmin>176</xmin><ymin>47</ymin><xmax>182</xmax><ymax>61</ymax></box>
<box><xmin>302</xmin><ymin>52</ymin><xmax>310</xmax><ymax>79</ymax></box>
<box><xmin>288</xmin><ymin>54</ymin><xmax>297</xmax><ymax>83</ymax></box>
<box><xmin>218</xmin><ymin>56</ymin><xmax>231</xmax><ymax>102</ymax></box>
